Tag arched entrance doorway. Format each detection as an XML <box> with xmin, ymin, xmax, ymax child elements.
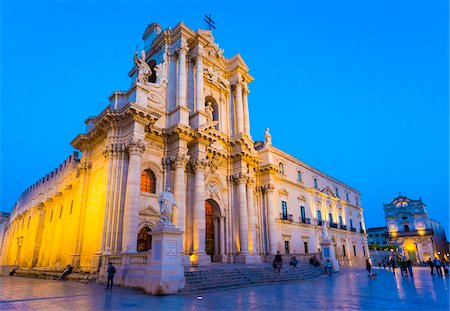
<box><xmin>205</xmin><ymin>199</ymin><xmax>222</xmax><ymax>261</ymax></box>
<box><xmin>137</xmin><ymin>227</ymin><xmax>152</xmax><ymax>252</ymax></box>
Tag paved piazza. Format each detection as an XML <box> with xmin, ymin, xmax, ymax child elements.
<box><xmin>0</xmin><ymin>267</ymin><xmax>448</xmax><ymax>310</ymax></box>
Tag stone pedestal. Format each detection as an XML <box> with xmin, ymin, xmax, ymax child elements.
<box><xmin>143</xmin><ymin>224</ymin><xmax>186</xmax><ymax>295</ymax></box>
<box><xmin>320</xmin><ymin>239</ymin><xmax>340</xmax><ymax>272</ymax></box>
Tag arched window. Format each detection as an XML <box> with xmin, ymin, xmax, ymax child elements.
<box><xmin>137</xmin><ymin>226</ymin><xmax>152</xmax><ymax>252</ymax></box>
<box><xmin>313</xmin><ymin>178</ymin><xmax>318</xmax><ymax>189</ymax></box>
<box><xmin>297</xmin><ymin>171</ymin><xmax>302</xmax><ymax>181</ymax></box>
<box><xmin>141</xmin><ymin>169</ymin><xmax>156</xmax><ymax>193</ymax></box>
<box><xmin>279</xmin><ymin>162</ymin><xmax>284</xmax><ymax>174</ymax></box>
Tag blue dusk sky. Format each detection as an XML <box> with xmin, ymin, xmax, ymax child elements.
<box><xmin>1</xmin><ymin>0</ymin><xmax>449</xmax><ymax>234</ymax></box>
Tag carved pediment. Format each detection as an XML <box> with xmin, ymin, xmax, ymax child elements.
<box><xmin>321</xmin><ymin>186</ymin><xmax>337</xmax><ymax>198</ymax></box>
<box><xmin>139</xmin><ymin>205</ymin><xmax>159</xmax><ymax>217</ymax></box>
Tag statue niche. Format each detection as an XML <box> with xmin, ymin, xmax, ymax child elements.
<box><xmin>205</xmin><ymin>96</ymin><xmax>219</xmax><ymax>129</ymax></box>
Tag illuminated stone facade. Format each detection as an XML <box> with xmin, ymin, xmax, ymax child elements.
<box><xmin>384</xmin><ymin>195</ymin><xmax>449</xmax><ymax>263</ymax></box>
<box><xmin>0</xmin><ymin>22</ymin><xmax>368</xmax><ymax>272</ymax></box>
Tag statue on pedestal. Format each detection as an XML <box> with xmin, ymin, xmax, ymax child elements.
<box><xmin>158</xmin><ymin>188</ymin><xmax>178</xmax><ymax>225</ymax></box>
<box><xmin>134</xmin><ymin>50</ymin><xmax>151</xmax><ymax>84</ymax></box>
<box><xmin>321</xmin><ymin>220</ymin><xmax>330</xmax><ymax>241</ymax></box>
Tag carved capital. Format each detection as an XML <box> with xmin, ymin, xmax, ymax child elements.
<box><xmin>247</xmin><ymin>177</ymin><xmax>256</xmax><ymax>187</ymax></box>
<box><xmin>103</xmin><ymin>142</ymin><xmax>126</xmax><ymax>159</ymax></box>
<box><xmin>262</xmin><ymin>184</ymin><xmax>275</xmax><ymax>194</ymax></box>
<box><xmin>162</xmin><ymin>157</ymin><xmax>173</xmax><ymax>169</ymax></box>
<box><xmin>191</xmin><ymin>156</ymin><xmax>208</xmax><ymax>173</ymax></box>
<box><xmin>126</xmin><ymin>139</ymin><xmax>145</xmax><ymax>155</ymax></box>
<box><xmin>77</xmin><ymin>158</ymin><xmax>92</xmax><ymax>170</ymax></box>
<box><xmin>173</xmin><ymin>153</ymin><xmax>190</xmax><ymax>169</ymax></box>
<box><xmin>177</xmin><ymin>44</ymin><xmax>189</xmax><ymax>55</ymax></box>
<box><xmin>233</xmin><ymin>172</ymin><xmax>249</xmax><ymax>184</ymax></box>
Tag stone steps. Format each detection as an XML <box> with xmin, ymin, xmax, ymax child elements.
<box><xmin>13</xmin><ymin>269</ymin><xmax>97</xmax><ymax>283</ymax></box>
<box><xmin>179</xmin><ymin>263</ymin><xmax>324</xmax><ymax>293</ymax></box>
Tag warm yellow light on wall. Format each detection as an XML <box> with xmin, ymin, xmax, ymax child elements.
<box><xmin>405</xmin><ymin>242</ymin><xmax>415</xmax><ymax>251</ymax></box>
<box><xmin>418</xmin><ymin>229</ymin><xmax>425</xmax><ymax>236</ymax></box>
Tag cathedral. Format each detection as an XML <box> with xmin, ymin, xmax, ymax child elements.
<box><xmin>0</xmin><ymin>22</ymin><xmax>368</xmax><ymax>273</ymax></box>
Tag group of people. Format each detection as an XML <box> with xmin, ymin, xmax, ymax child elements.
<box><xmin>427</xmin><ymin>257</ymin><xmax>449</xmax><ymax>276</ymax></box>
<box><xmin>272</xmin><ymin>252</ymin><xmax>325</xmax><ymax>275</ymax></box>
<box><xmin>58</xmin><ymin>262</ymin><xmax>117</xmax><ymax>291</ymax></box>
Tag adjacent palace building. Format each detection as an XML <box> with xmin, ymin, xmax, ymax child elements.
<box><xmin>0</xmin><ymin>22</ymin><xmax>368</xmax><ymax>272</ymax></box>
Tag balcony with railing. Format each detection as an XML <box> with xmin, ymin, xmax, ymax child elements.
<box><xmin>388</xmin><ymin>229</ymin><xmax>433</xmax><ymax>238</ymax></box>
<box><xmin>299</xmin><ymin>217</ymin><xmax>311</xmax><ymax>224</ymax></box>
<box><xmin>360</xmin><ymin>229</ymin><xmax>366</xmax><ymax>234</ymax></box>
<box><xmin>329</xmin><ymin>222</ymin><xmax>338</xmax><ymax>229</ymax></box>
<box><xmin>316</xmin><ymin>219</ymin><xmax>323</xmax><ymax>226</ymax></box>
<box><xmin>280</xmin><ymin>213</ymin><xmax>293</xmax><ymax>221</ymax></box>
<box><xmin>350</xmin><ymin>227</ymin><xmax>357</xmax><ymax>232</ymax></box>
<box><xmin>339</xmin><ymin>225</ymin><xmax>347</xmax><ymax>230</ymax></box>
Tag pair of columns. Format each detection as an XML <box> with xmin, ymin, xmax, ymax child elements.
<box><xmin>233</xmin><ymin>80</ymin><xmax>251</xmax><ymax>135</ymax></box>
<box><xmin>262</xmin><ymin>184</ymin><xmax>277</xmax><ymax>255</ymax></box>
<box><xmin>177</xmin><ymin>41</ymin><xmax>205</xmax><ymax>114</ymax></box>
<box><xmin>234</xmin><ymin>173</ymin><xmax>257</xmax><ymax>255</ymax></box>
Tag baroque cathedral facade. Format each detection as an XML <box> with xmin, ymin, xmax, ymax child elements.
<box><xmin>0</xmin><ymin>22</ymin><xmax>368</xmax><ymax>272</ymax></box>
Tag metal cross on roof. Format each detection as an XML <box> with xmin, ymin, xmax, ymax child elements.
<box><xmin>204</xmin><ymin>14</ymin><xmax>216</xmax><ymax>31</ymax></box>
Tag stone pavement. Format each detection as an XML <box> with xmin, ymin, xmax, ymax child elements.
<box><xmin>0</xmin><ymin>267</ymin><xmax>448</xmax><ymax>310</ymax></box>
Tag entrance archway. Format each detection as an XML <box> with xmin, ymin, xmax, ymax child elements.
<box><xmin>205</xmin><ymin>199</ymin><xmax>222</xmax><ymax>261</ymax></box>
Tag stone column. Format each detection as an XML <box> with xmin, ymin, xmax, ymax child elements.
<box><xmin>219</xmin><ymin>216</ymin><xmax>225</xmax><ymax>255</ymax></box>
<box><xmin>246</xmin><ymin>178</ymin><xmax>257</xmax><ymax>254</ymax></box>
<box><xmin>243</xmin><ymin>84</ymin><xmax>251</xmax><ymax>135</ymax></box>
<box><xmin>177</xmin><ymin>41</ymin><xmax>188</xmax><ymax>108</ymax></box>
<box><xmin>235</xmin><ymin>173</ymin><xmax>249</xmax><ymax>254</ymax></box>
<box><xmin>214</xmin><ymin>217</ymin><xmax>219</xmax><ymax>256</ymax></box>
<box><xmin>70</xmin><ymin>158</ymin><xmax>91</xmax><ymax>268</ymax></box>
<box><xmin>195</xmin><ymin>49</ymin><xmax>204</xmax><ymax>113</ymax></box>
<box><xmin>172</xmin><ymin>154</ymin><xmax>188</xmax><ymax>233</ymax></box>
<box><xmin>234</xmin><ymin>80</ymin><xmax>244</xmax><ymax>134</ymax></box>
<box><xmin>121</xmin><ymin>139</ymin><xmax>145</xmax><ymax>253</ymax></box>
<box><xmin>191</xmin><ymin>157</ymin><xmax>210</xmax><ymax>265</ymax></box>
<box><xmin>265</xmin><ymin>184</ymin><xmax>278</xmax><ymax>255</ymax></box>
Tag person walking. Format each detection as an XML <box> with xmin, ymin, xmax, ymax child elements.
<box><xmin>390</xmin><ymin>257</ymin><xmax>397</xmax><ymax>275</ymax></box>
<box><xmin>366</xmin><ymin>259</ymin><xmax>372</xmax><ymax>277</ymax></box>
<box><xmin>427</xmin><ymin>258</ymin><xmax>434</xmax><ymax>275</ymax></box>
<box><xmin>406</xmin><ymin>259</ymin><xmax>414</xmax><ymax>277</ymax></box>
<box><xmin>273</xmin><ymin>251</ymin><xmax>283</xmax><ymax>275</ymax></box>
<box><xmin>325</xmin><ymin>259</ymin><xmax>332</xmax><ymax>276</ymax></box>
<box><xmin>434</xmin><ymin>258</ymin><xmax>442</xmax><ymax>276</ymax></box>
<box><xmin>442</xmin><ymin>258</ymin><xmax>449</xmax><ymax>276</ymax></box>
<box><xmin>400</xmin><ymin>260</ymin><xmax>408</xmax><ymax>277</ymax></box>
<box><xmin>105</xmin><ymin>262</ymin><xmax>116</xmax><ymax>291</ymax></box>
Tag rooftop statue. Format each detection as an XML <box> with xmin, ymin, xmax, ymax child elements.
<box><xmin>134</xmin><ymin>50</ymin><xmax>151</xmax><ymax>84</ymax></box>
<box><xmin>264</xmin><ymin>128</ymin><xmax>272</xmax><ymax>147</ymax></box>
<box><xmin>158</xmin><ymin>187</ymin><xmax>178</xmax><ymax>225</ymax></box>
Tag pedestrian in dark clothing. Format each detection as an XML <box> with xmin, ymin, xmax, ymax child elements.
<box><xmin>105</xmin><ymin>262</ymin><xmax>116</xmax><ymax>291</ymax></box>
<box><xmin>325</xmin><ymin>259</ymin><xmax>332</xmax><ymax>276</ymax></box>
<box><xmin>442</xmin><ymin>258</ymin><xmax>449</xmax><ymax>276</ymax></box>
<box><xmin>406</xmin><ymin>259</ymin><xmax>414</xmax><ymax>277</ymax></box>
<box><xmin>60</xmin><ymin>264</ymin><xmax>73</xmax><ymax>281</ymax></box>
<box><xmin>366</xmin><ymin>259</ymin><xmax>372</xmax><ymax>277</ymax></box>
<box><xmin>427</xmin><ymin>258</ymin><xmax>434</xmax><ymax>275</ymax></box>
<box><xmin>390</xmin><ymin>257</ymin><xmax>397</xmax><ymax>275</ymax></box>
<box><xmin>433</xmin><ymin>258</ymin><xmax>442</xmax><ymax>276</ymax></box>
<box><xmin>273</xmin><ymin>251</ymin><xmax>283</xmax><ymax>275</ymax></box>
<box><xmin>400</xmin><ymin>260</ymin><xmax>408</xmax><ymax>277</ymax></box>
<box><xmin>289</xmin><ymin>256</ymin><xmax>299</xmax><ymax>267</ymax></box>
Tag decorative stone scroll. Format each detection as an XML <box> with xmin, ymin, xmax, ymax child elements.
<box><xmin>204</xmin><ymin>66</ymin><xmax>229</xmax><ymax>89</ymax></box>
